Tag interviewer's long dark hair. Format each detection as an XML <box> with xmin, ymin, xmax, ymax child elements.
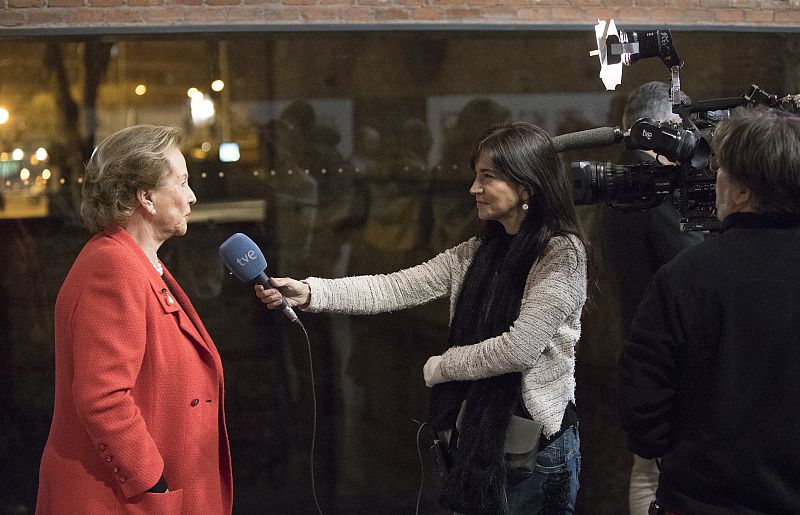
<box><xmin>455</xmin><ymin>122</ymin><xmax>589</xmax><ymax>338</ymax></box>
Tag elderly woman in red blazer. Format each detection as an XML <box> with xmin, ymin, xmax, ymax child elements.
<box><xmin>36</xmin><ymin>125</ymin><xmax>232</xmax><ymax>514</ymax></box>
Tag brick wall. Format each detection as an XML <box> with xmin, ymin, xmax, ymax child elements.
<box><xmin>1</xmin><ymin>0</ymin><xmax>799</xmax><ymax>32</ymax></box>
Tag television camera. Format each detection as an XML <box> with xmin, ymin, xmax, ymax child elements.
<box><xmin>571</xmin><ymin>20</ymin><xmax>800</xmax><ymax>232</ymax></box>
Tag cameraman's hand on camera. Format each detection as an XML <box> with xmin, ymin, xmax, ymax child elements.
<box><xmin>254</xmin><ymin>277</ymin><xmax>310</xmax><ymax>310</ymax></box>
<box><xmin>424</xmin><ymin>355</ymin><xmax>446</xmax><ymax>387</ymax></box>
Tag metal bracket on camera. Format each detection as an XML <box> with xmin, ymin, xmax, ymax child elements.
<box><xmin>670</xmin><ymin>66</ymin><xmax>682</xmax><ymax>108</ymax></box>
<box><xmin>609</xmin><ymin>41</ymin><xmax>639</xmax><ymax>61</ymax></box>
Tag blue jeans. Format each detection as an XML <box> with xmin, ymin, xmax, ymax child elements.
<box><xmin>506</xmin><ymin>424</ymin><xmax>581</xmax><ymax>514</ymax></box>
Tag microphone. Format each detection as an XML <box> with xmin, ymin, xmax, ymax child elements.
<box><xmin>219</xmin><ymin>233</ymin><xmax>299</xmax><ymax>323</ymax></box>
<box><xmin>552</xmin><ymin>126</ymin><xmax>624</xmax><ymax>153</ymax></box>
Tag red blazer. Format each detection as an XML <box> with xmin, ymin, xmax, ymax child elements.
<box><xmin>36</xmin><ymin>226</ymin><xmax>232</xmax><ymax>514</ymax></box>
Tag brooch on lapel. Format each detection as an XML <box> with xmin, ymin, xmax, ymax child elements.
<box><xmin>161</xmin><ymin>287</ymin><xmax>175</xmax><ymax>306</ymax></box>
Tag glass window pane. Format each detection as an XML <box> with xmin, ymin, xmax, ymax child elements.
<box><xmin>0</xmin><ymin>29</ymin><xmax>798</xmax><ymax>513</ymax></box>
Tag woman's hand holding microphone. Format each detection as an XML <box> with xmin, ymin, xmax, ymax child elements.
<box><xmin>254</xmin><ymin>277</ymin><xmax>310</xmax><ymax>310</ymax></box>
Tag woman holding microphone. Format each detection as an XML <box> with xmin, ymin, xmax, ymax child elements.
<box><xmin>257</xmin><ymin>122</ymin><xmax>589</xmax><ymax>514</ymax></box>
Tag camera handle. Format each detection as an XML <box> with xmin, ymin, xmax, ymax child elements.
<box><xmin>671</xmin><ymin>84</ymin><xmax>794</xmax><ymax>130</ymax></box>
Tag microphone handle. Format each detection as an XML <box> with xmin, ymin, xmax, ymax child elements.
<box><xmin>255</xmin><ymin>272</ymin><xmax>300</xmax><ymax>323</ymax></box>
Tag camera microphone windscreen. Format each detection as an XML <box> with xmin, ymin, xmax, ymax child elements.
<box><xmin>552</xmin><ymin>126</ymin><xmax>624</xmax><ymax>153</ymax></box>
<box><xmin>219</xmin><ymin>233</ymin><xmax>299</xmax><ymax>323</ymax></box>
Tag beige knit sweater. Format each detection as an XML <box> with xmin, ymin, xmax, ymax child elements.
<box><xmin>304</xmin><ymin>234</ymin><xmax>587</xmax><ymax>436</ymax></box>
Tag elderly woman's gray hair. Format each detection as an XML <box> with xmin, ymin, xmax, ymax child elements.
<box><xmin>80</xmin><ymin>125</ymin><xmax>182</xmax><ymax>233</ymax></box>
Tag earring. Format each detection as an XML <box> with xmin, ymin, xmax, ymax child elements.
<box><xmin>150</xmin><ymin>208</ymin><xmax>157</xmax><ymax>215</ymax></box>
<box><xmin>522</xmin><ymin>203</ymin><xmax>529</xmax><ymax>211</ymax></box>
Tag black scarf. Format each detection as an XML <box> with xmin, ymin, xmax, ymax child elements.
<box><xmin>429</xmin><ymin>230</ymin><xmax>538</xmax><ymax>514</ymax></box>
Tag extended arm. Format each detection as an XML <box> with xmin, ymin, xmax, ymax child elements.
<box><xmin>295</xmin><ymin>240</ymin><xmax>479</xmax><ymax>315</ymax></box>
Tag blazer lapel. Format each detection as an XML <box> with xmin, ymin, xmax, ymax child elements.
<box><xmin>160</xmin><ymin>269</ymin><xmax>223</xmax><ymax>375</ymax></box>
<box><xmin>104</xmin><ymin>225</ymin><xmax>223</xmax><ymax>375</ymax></box>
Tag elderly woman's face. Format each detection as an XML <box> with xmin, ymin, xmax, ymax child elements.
<box><xmin>150</xmin><ymin>146</ymin><xmax>196</xmax><ymax>238</ymax></box>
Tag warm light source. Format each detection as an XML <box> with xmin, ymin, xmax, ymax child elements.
<box><xmin>19</xmin><ymin>168</ymin><xmax>30</xmax><ymax>181</ymax></box>
<box><xmin>42</xmin><ymin>169</ymin><xmax>52</xmax><ymax>180</ymax></box>
<box><xmin>201</xmin><ymin>141</ymin><xmax>212</xmax><ymax>152</ymax></box>
<box><xmin>134</xmin><ymin>84</ymin><xmax>147</xmax><ymax>96</ymax></box>
<box><xmin>187</xmin><ymin>87</ymin><xmax>199</xmax><ymax>98</ymax></box>
<box><xmin>11</xmin><ymin>148</ymin><xmax>24</xmax><ymax>161</ymax></box>
<box><xmin>35</xmin><ymin>147</ymin><xmax>48</xmax><ymax>161</ymax></box>
<box><xmin>190</xmin><ymin>93</ymin><xmax>215</xmax><ymax>127</ymax></box>
<box><xmin>0</xmin><ymin>107</ymin><xmax>9</xmax><ymax>125</ymax></box>
<box><xmin>211</xmin><ymin>80</ymin><xmax>225</xmax><ymax>92</ymax></box>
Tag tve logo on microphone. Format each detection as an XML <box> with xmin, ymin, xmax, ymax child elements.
<box><xmin>219</xmin><ymin>233</ymin><xmax>268</xmax><ymax>283</ymax></box>
<box><xmin>236</xmin><ymin>249</ymin><xmax>258</xmax><ymax>267</ymax></box>
<box><xmin>219</xmin><ymin>232</ymin><xmax>300</xmax><ymax>323</ymax></box>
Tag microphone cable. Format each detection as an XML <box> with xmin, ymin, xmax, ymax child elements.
<box><xmin>412</xmin><ymin>419</ymin><xmax>429</xmax><ymax>515</ymax></box>
<box><xmin>295</xmin><ymin>319</ymin><xmax>324</xmax><ymax>515</ymax></box>
<box><xmin>300</xmin><ymin>317</ymin><xmax>430</xmax><ymax>515</ymax></box>
<box><xmin>296</xmin><ymin>310</ymin><xmax>428</xmax><ymax>515</ymax></box>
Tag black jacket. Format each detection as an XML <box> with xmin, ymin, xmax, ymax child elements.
<box><xmin>618</xmin><ymin>212</ymin><xmax>800</xmax><ymax>514</ymax></box>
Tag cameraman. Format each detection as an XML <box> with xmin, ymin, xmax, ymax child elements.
<box><xmin>620</xmin><ymin>81</ymin><xmax>705</xmax><ymax>264</ymax></box>
<box><xmin>618</xmin><ymin>107</ymin><xmax>800</xmax><ymax>514</ymax></box>
<box><xmin>617</xmin><ymin>81</ymin><xmax>706</xmax><ymax>515</ymax></box>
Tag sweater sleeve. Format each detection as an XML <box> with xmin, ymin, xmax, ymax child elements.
<box><xmin>304</xmin><ymin>239</ymin><xmax>478</xmax><ymax>315</ymax></box>
<box><xmin>617</xmin><ymin>265</ymin><xmax>683</xmax><ymax>459</ymax></box>
<box><xmin>439</xmin><ymin>235</ymin><xmax>587</xmax><ymax>380</ymax></box>
<box><xmin>69</xmin><ymin>251</ymin><xmax>165</xmax><ymax>499</ymax></box>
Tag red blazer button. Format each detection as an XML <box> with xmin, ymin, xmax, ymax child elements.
<box><xmin>104</xmin><ymin>455</ymin><xmax>113</xmax><ymax>462</ymax></box>
<box><xmin>118</xmin><ymin>476</ymin><xmax>127</xmax><ymax>483</ymax></box>
<box><xmin>191</xmin><ymin>399</ymin><xmax>200</xmax><ymax>406</ymax></box>
<box><xmin>112</xmin><ymin>466</ymin><xmax>119</xmax><ymax>473</ymax></box>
